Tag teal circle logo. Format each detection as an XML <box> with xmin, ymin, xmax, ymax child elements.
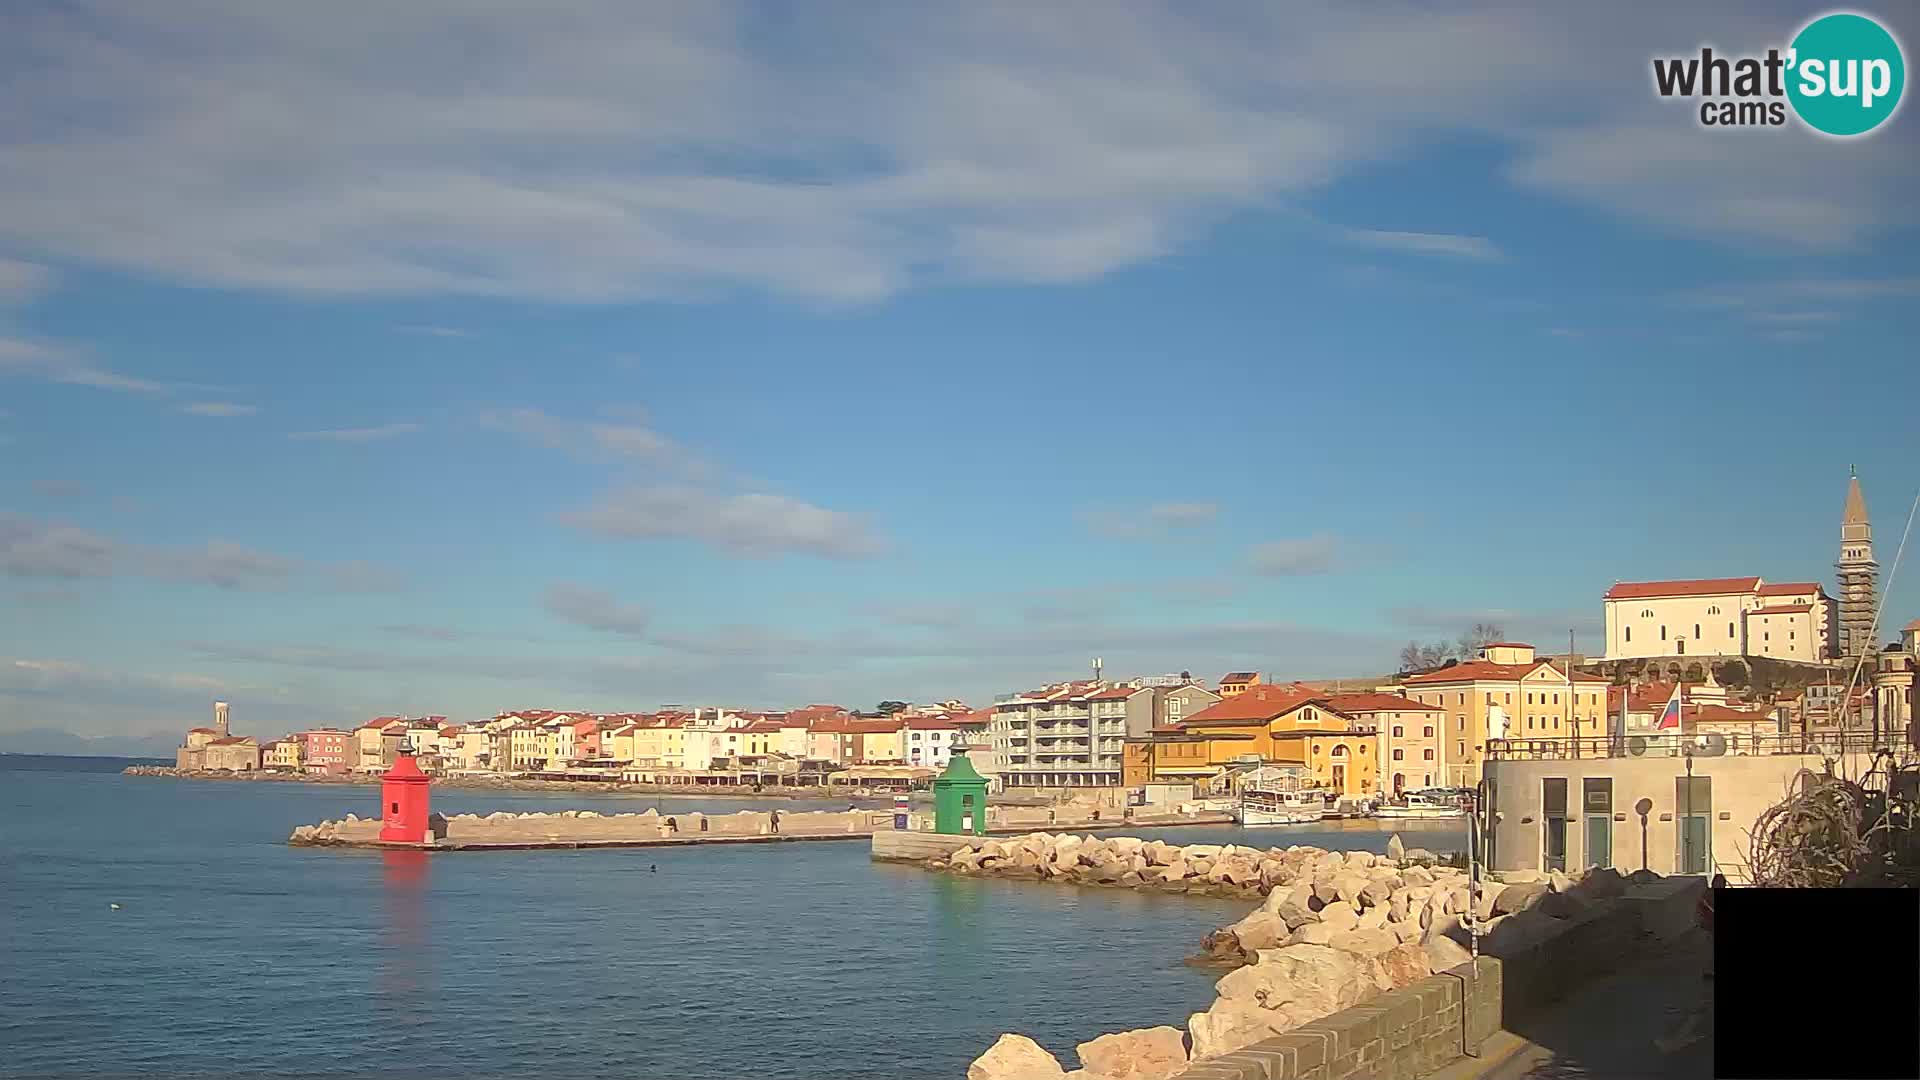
<box><xmin>1787</xmin><ymin>13</ymin><xmax>1905</xmax><ymax>136</ymax></box>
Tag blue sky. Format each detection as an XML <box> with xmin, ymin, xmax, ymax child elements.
<box><xmin>4</xmin><ymin>1</ymin><xmax>1918</xmax><ymax>739</ymax></box>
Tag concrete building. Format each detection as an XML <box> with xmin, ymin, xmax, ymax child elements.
<box><xmin>262</xmin><ymin>739</ymin><xmax>302</xmax><ymax>770</ymax></box>
<box><xmin>294</xmin><ymin>729</ymin><xmax>350</xmax><ymax>775</ymax></box>
<box><xmin>1601</xmin><ymin>578</ymin><xmax>1836</xmax><ymax>663</ymax></box>
<box><xmin>1218</xmin><ymin>672</ymin><xmax>1262</xmax><ymax>698</ymax></box>
<box><xmin>1321</xmin><ymin>692</ymin><xmax>1446</xmax><ymax>795</ymax></box>
<box><xmin>175</xmin><ymin>727</ymin><xmax>218</xmax><ymax>770</ymax></box>
<box><xmin>1837</xmin><ymin>470</ymin><xmax>1878</xmax><ymax>658</ymax></box>
<box><xmin>1871</xmin><ymin>645</ymin><xmax>1916</xmax><ymax>744</ymax></box>
<box><xmin>1482</xmin><ymin>729</ymin><xmax>1879</xmax><ymax>883</ymax></box>
<box><xmin>201</xmin><ymin>735</ymin><xmax>260</xmax><ymax>771</ymax></box>
<box><xmin>988</xmin><ymin>681</ymin><xmax>1121</xmax><ymax>788</ymax></box>
<box><xmin>1394</xmin><ymin>643</ymin><xmax>1610</xmax><ymax>787</ymax></box>
<box><xmin>903</xmin><ymin>715</ymin><xmax>960</xmax><ymax>769</ymax></box>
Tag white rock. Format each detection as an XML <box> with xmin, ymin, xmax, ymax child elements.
<box><xmin>1076</xmin><ymin>1026</ymin><xmax>1188</xmax><ymax>1080</ymax></box>
<box><xmin>968</xmin><ymin>1034</ymin><xmax>1066</xmax><ymax>1080</ymax></box>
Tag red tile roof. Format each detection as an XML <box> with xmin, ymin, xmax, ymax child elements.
<box><xmin>1749</xmin><ymin>604</ymin><xmax>1813</xmax><ymax>615</ymax></box>
<box><xmin>1086</xmin><ymin>685</ymin><xmax>1146</xmax><ymax>701</ymax></box>
<box><xmin>1906</xmin><ymin>618</ymin><xmax>1920</xmax><ymax>632</ymax></box>
<box><xmin>208</xmin><ymin>736</ymin><xmax>254</xmax><ymax>746</ymax></box>
<box><xmin>1320</xmin><ymin>692</ymin><xmax>1442</xmax><ymax>714</ymax></box>
<box><xmin>743</xmin><ymin>719</ymin><xmax>785</xmax><ymax>733</ymax></box>
<box><xmin>1180</xmin><ymin>685</ymin><xmax>1322</xmax><ymax>725</ymax></box>
<box><xmin>1757</xmin><ymin>582</ymin><xmax>1822</xmax><ymax>596</ymax></box>
<box><xmin>904</xmin><ymin>715</ymin><xmax>961</xmax><ymax>730</ymax></box>
<box><xmin>1402</xmin><ymin>660</ymin><xmax>1606</xmax><ymax>685</ymax></box>
<box><xmin>1692</xmin><ymin>705</ymin><xmax>1774</xmax><ymax>724</ymax></box>
<box><xmin>844</xmin><ymin>718</ymin><xmax>904</xmax><ymax>734</ymax></box>
<box><xmin>1604</xmin><ymin>577</ymin><xmax>1760</xmax><ymax>600</ymax></box>
<box><xmin>187</xmin><ymin>727</ymin><xmax>217</xmax><ymax>734</ymax></box>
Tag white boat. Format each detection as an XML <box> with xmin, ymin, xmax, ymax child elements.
<box><xmin>1236</xmin><ymin>788</ymin><xmax>1328</xmax><ymax>825</ymax></box>
<box><xmin>1374</xmin><ymin>789</ymin><xmax>1467</xmax><ymax>819</ymax></box>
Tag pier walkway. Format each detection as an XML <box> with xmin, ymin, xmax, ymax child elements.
<box><xmin>1437</xmin><ymin>927</ymin><xmax>1714</xmax><ymax>1080</ymax></box>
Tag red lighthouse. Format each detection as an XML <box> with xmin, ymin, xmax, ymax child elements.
<box><xmin>378</xmin><ymin>745</ymin><xmax>432</xmax><ymax>844</ymax></box>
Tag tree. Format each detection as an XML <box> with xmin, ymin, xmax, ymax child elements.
<box><xmin>875</xmin><ymin>700</ymin><xmax>911</xmax><ymax>716</ymax></box>
<box><xmin>1398</xmin><ymin>640</ymin><xmax>1455</xmax><ymax>673</ymax></box>
<box><xmin>1457</xmin><ymin>622</ymin><xmax>1506</xmax><ymax>660</ymax></box>
<box><xmin>1712</xmin><ymin>661</ymin><xmax>1749</xmax><ymax>689</ymax></box>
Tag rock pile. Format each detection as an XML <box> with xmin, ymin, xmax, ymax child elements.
<box><xmin>961</xmin><ymin>835</ymin><xmax>1637</xmax><ymax>1077</ymax></box>
<box><xmin>924</xmin><ymin>833</ymin><xmax>1452</xmax><ymax>900</ymax></box>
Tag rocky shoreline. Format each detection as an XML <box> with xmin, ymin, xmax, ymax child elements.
<box><xmin>939</xmin><ymin>833</ymin><xmax>1649</xmax><ymax>1080</ymax></box>
<box><xmin>289</xmin><ymin>806</ymin><xmax>883</xmax><ymax>846</ymax></box>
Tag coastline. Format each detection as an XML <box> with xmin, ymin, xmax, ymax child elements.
<box><xmin>123</xmin><ymin>765</ymin><xmax>906</xmax><ymax>801</ymax></box>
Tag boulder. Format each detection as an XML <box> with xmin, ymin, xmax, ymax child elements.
<box><xmin>1316</xmin><ymin>901</ymin><xmax>1360</xmax><ymax>932</ymax></box>
<box><xmin>1184</xmin><ymin>845</ymin><xmax>1223</xmax><ymax>860</ymax></box>
<box><xmin>1158</xmin><ymin>860</ymin><xmax>1190</xmax><ymax>883</ymax></box>
<box><xmin>1231</xmin><ymin>912</ymin><xmax>1290</xmax><ymax>951</ymax></box>
<box><xmin>1312</xmin><ymin>880</ymin><xmax>1343</xmax><ymax>906</ymax></box>
<box><xmin>1359</xmin><ymin>880</ymin><xmax>1394</xmax><ymax>908</ymax></box>
<box><xmin>1355</xmin><ymin>903</ymin><xmax>1390</xmax><ymax>931</ymax></box>
<box><xmin>1076</xmin><ymin>1026</ymin><xmax>1188</xmax><ymax>1080</ymax></box>
<box><xmin>1108</xmin><ymin>836</ymin><xmax>1145</xmax><ymax>857</ymax></box>
<box><xmin>1191</xmin><ymin>929</ymin><xmax>1248</xmax><ymax>967</ymax></box>
<box><xmin>1403</xmin><ymin>866</ymin><xmax>1435</xmax><ymax>888</ymax></box>
<box><xmin>1328</xmin><ymin>928</ymin><xmax>1399</xmax><ymax>958</ymax></box>
<box><xmin>1548</xmin><ymin>870</ymin><xmax>1574</xmax><ymax>895</ymax></box>
<box><xmin>1286</xmin><ymin>922</ymin><xmax>1336</xmax><ymax>946</ymax></box>
<box><xmin>1391</xmin><ymin>919</ymin><xmax>1424</xmax><ymax>944</ymax></box>
<box><xmin>1313</xmin><ymin>850</ymin><xmax>1346</xmax><ymax>873</ymax></box>
<box><xmin>1188</xmin><ymin>858</ymin><xmax>1214</xmax><ymax>878</ymax></box>
<box><xmin>1422</xmin><ymin>931</ymin><xmax>1473</xmax><ymax>972</ymax></box>
<box><xmin>1536</xmin><ymin>890</ymin><xmax>1588</xmax><ymax>919</ymax></box>
<box><xmin>1188</xmin><ymin>999</ymin><xmax>1287</xmax><ymax>1061</ymax></box>
<box><xmin>1332</xmin><ymin>872</ymin><xmax>1369</xmax><ymax>905</ymax></box>
<box><xmin>1387</xmin><ymin>889</ymin><xmax>1410</xmax><ymax>924</ymax></box>
<box><xmin>1386</xmin><ymin>833</ymin><xmax>1406</xmax><ymax>864</ymax></box>
<box><xmin>969</xmin><ymin>1034</ymin><xmax>1066</xmax><ymax>1080</ymax></box>
<box><xmin>1144</xmin><ymin>842</ymin><xmax>1176</xmax><ymax>867</ymax></box>
<box><xmin>1473</xmin><ymin>882</ymin><xmax>1507</xmax><ymax>921</ymax></box>
<box><xmin>1270</xmin><ymin>899</ymin><xmax>1317</xmax><ymax>930</ymax></box>
<box><xmin>1492</xmin><ymin>881</ymin><xmax>1549</xmax><ymax>916</ymax></box>
<box><xmin>1343</xmin><ymin>850</ymin><xmax>1376</xmax><ymax>870</ymax></box>
<box><xmin>1572</xmin><ymin>866</ymin><xmax>1628</xmax><ymax>902</ymax></box>
<box><xmin>1405</xmin><ymin>848</ymin><xmax>1437</xmax><ymax>865</ymax></box>
<box><xmin>1209</xmin><ymin>944</ymin><xmax>1378</xmax><ymax>1036</ymax></box>
<box><xmin>1376</xmin><ymin>941</ymin><xmax>1433</xmax><ymax>989</ymax></box>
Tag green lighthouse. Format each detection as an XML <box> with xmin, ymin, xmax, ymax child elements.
<box><xmin>931</xmin><ymin>751</ymin><xmax>989</xmax><ymax>835</ymax></box>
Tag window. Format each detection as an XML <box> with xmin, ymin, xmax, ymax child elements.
<box><xmin>1331</xmin><ymin>745</ymin><xmax>1347</xmax><ymax>758</ymax></box>
<box><xmin>1504</xmin><ymin>693</ymin><xmax>1511</xmax><ymax>704</ymax></box>
<box><xmin>1423</xmin><ymin>725</ymin><xmax>1434</xmax><ymax>737</ymax></box>
<box><xmin>1552</xmin><ymin>694</ymin><xmax>1559</xmax><ymax>705</ymax></box>
<box><xmin>1393</xmin><ymin>749</ymin><xmax>1405</xmax><ymax>761</ymax></box>
<box><xmin>1642</xmin><ymin>608</ymin><xmax>1653</xmax><ymax>618</ymax></box>
<box><xmin>1457</xmin><ymin>741</ymin><xmax>1466</xmax><ymax>757</ymax></box>
<box><xmin>1457</xmin><ymin>693</ymin><xmax>1465</xmax><ymax>705</ymax></box>
<box><xmin>1625</xmin><ymin>627</ymin><xmax>1631</xmax><ymax>642</ymax></box>
<box><xmin>1694</xmin><ymin>623</ymin><xmax>1701</xmax><ymax>638</ymax></box>
<box><xmin>1728</xmin><ymin>622</ymin><xmax>1735</xmax><ymax>637</ymax></box>
<box><xmin>1424</xmin><ymin>774</ymin><xmax>1433</xmax><ymax>786</ymax></box>
<box><xmin>1707</xmin><ymin>605</ymin><xmax>1720</xmax><ymax>615</ymax></box>
<box><xmin>1392</xmin><ymin>725</ymin><xmax>1404</xmax><ymax>737</ymax></box>
<box><xmin>1660</xmin><ymin>625</ymin><xmax>1667</xmax><ymax>640</ymax></box>
<box><xmin>911</xmin><ymin>732</ymin><xmax>922</xmax><ymax>741</ymax></box>
<box><xmin>1527</xmin><ymin>693</ymin><xmax>1534</xmax><ymax>705</ymax></box>
<box><xmin>1423</xmin><ymin>749</ymin><xmax>1434</xmax><ymax>760</ymax></box>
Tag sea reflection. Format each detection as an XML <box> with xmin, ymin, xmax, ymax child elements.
<box><xmin>377</xmin><ymin>850</ymin><xmax>432</xmax><ymax>1007</ymax></box>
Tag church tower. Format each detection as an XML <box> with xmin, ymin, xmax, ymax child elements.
<box><xmin>1837</xmin><ymin>468</ymin><xmax>1878</xmax><ymax>658</ymax></box>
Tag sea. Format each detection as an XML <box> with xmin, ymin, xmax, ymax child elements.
<box><xmin>0</xmin><ymin>755</ymin><xmax>1465</xmax><ymax>1079</ymax></box>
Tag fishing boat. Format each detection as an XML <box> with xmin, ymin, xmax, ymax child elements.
<box><xmin>1236</xmin><ymin>788</ymin><xmax>1329</xmax><ymax>825</ymax></box>
<box><xmin>1373</xmin><ymin>788</ymin><xmax>1467</xmax><ymax>819</ymax></box>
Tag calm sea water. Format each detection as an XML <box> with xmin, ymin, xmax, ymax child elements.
<box><xmin>0</xmin><ymin>756</ymin><xmax>1463</xmax><ymax>1079</ymax></box>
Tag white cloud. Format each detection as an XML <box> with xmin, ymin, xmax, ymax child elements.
<box><xmin>0</xmin><ymin>337</ymin><xmax>167</xmax><ymax>393</ymax></box>
<box><xmin>0</xmin><ymin>258</ymin><xmax>56</xmax><ymax>303</ymax></box>
<box><xmin>480</xmin><ymin>407</ymin><xmax>675</xmax><ymax>463</ymax></box>
<box><xmin>1247</xmin><ymin>534</ymin><xmax>1341</xmax><ymax>576</ymax></box>
<box><xmin>287</xmin><ymin>422</ymin><xmax>422</xmax><ymax>442</ymax></box>
<box><xmin>562</xmin><ymin>486</ymin><xmax>886</xmax><ymax>559</ymax></box>
<box><xmin>0</xmin><ymin>512</ymin><xmax>401</xmax><ymax>591</ymax></box>
<box><xmin>1082</xmin><ymin>500</ymin><xmax>1220</xmax><ymax>539</ymax></box>
<box><xmin>542</xmin><ymin>583</ymin><xmax>651</xmax><ymax>637</ymax></box>
<box><xmin>1345</xmin><ymin>229</ymin><xmax>1501</xmax><ymax>260</ymax></box>
<box><xmin>181</xmin><ymin>401</ymin><xmax>259</xmax><ymax>416</ymax></box>
<box><xmin>0</xmin><ymin>2</ymin><xmax>1896</xmax><ymax>307</ymax></box>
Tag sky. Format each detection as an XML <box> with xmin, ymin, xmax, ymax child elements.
<box><xmin>3</xmin><ymin>1</ymin><xmax>1919</xmax><ymax>741</ymax></box>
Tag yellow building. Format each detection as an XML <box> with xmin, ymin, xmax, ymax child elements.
<box><xmin>263</xmin><ymin>739</ymin><xmax>303</xmax><ymax>771</ymax></box>
<box><xmin>630</xmin><ymin>718</ymin><xmax>687</xmax><ymax>768</ymax></box>
<box><xmin>1395</xmin><ymin>642</ymin><xmax>1610</xmax><ymax>787</ymax></box>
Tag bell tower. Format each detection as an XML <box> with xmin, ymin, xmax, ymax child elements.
<box><xmin>1836</xmin><ymin>467</ymin><xmax>1878</xmax><ymax>658</ymax></box>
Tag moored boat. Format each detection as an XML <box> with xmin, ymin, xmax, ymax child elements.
<box><xmin>1373</xmin><ymin>788</ymin><xmax>1467</xmax><ymax>819</ymax></box>
<box><xmin>1236</xmin><ymin>788</ymin><xmax>1328</xmax><ymax>825</ymax></box>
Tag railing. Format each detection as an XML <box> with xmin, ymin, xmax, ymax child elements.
<box><xmin>1486</xmin><ymin>730</ymin><xmax>1891</xmax><ymax>762</ymax></box>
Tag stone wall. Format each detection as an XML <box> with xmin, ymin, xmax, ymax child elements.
<box><xmin>1175</xmin><ymin>958</ymin><xmax>1501</xmax><ymax>1080</ymax></box>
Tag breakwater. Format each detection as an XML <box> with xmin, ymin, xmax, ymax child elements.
<box><xmin>924</xmin><ymin>833</ymin><xmax>1681</xmax><ymax>1080</ymax></box>
<box><xmin>291</xmin><ymin>808</ymin><xmax>1235</xmax><ymax>850</ymax></box>
<box><xmin>126</xmin><ymin>765</ymin><xmax>853</xmax><ymax>799</ymax></box>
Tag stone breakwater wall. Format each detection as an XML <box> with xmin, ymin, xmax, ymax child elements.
<box><xmin>923</xmin><ymin>833</ymin><xmax>1457</xmax><ymax>901</ymax></box>
<box><xmin>126</xmin><ymin>766</ymin><xmax>848</xmax><ymax>799</ymax></box>
<box><xmin>954</xmin><ymin>832</ymin><xmax>1681</xmax><ymax>1080</ymax></box>
<box><xmin>289</xmin><ymin>807</ymin><xmax>884</xmax><ymax>846</ymax></box>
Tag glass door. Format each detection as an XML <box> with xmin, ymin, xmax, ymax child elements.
<box><xmin>1585</xmin><ymin>815</ymin><xmax>1612</xmax><ymax>869</ymax></box>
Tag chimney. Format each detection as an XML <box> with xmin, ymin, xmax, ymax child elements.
<box><xmin>213</xmin><ymin>701</ymin><xmax>230</xmax><ymax>738</ymax></box>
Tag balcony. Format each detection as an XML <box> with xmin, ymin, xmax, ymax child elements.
<box><xmin>1485</xmin><ymin>730</ymin><xmax>1886</xmax><ymax>762</ymax></box>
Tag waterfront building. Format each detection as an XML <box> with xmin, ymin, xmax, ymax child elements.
<box><xmin>201</xmin><ymin>735</ymin><xmax>260</xmax><ymax>771</ymax></box>
<box><xmin>506</xmin><ymin>724</ymin><xmax>542</xmax><ymax>770</ymax></box>
<box><xmin>443</xmin><ymin>727</ymin><xmax>494</xmax><ymax>771</ymax></box>
<box><xmin>1482</xmin><ymin>724</ymin><xmax>1879</xmax><ymax>883</ymax></box>
<box><xmin>904</xmin><ymin>715</ymin><xmax>960</xmax><ymax>769</ymax></box>
<box><xmin>630</xmin><ymin>714</ymin><xmax>690</xmax><ymax>769</ymax></box>
<box><xmin>262</xmin><ymin>739</ymin><xmax>302</xmax><ymax>771</ymax></box>
<box><xmin>175</xmin><ymin>726</ymin><xmax>219</xmax><ymax>770</ymax></box>
<box><xmin>743</xmin><ymin>717</ymin><xmax>784</xmax><ymax>756</ymax></box>
<box><xmin>1393</xmin><ymin>643</ymin><xmax>1610</xmax><ymax>787</ymax></box>
<box><xmin>1218</xmin><ymin>672</ymin><xmax>1262</xmax><ymax>698</ymax></box>
<box><xmin>1601</xmin><ymin>577</ymin><xmax>1836</xmax><ymax>663</ymax></box>
<box><xmin>293</xmin><ymin>729</ymin><xmax>350</xmax><ymax>775</ymax></box>
<box><xmin>989</xmin><ymin>675</ymin><xmax>1218</xmax><ymax>789</ymax></box>
<box><xmin>353</xmin><ymin>717</ymin><xmax>409</xmax><ymax>773</ymax></box>
<box><xmin>1871</xmin><ymin>645</ymin><xmax>1916</xmax><ymax>743</ymax></box>
<box><xmin>1320</xmin><ymin>692</ymin><xmax>1446</xmax><ymax>795</ymax></box>
<box><xmin>1837</xmin><ymin>470</ymin><xmax>1878</xmax><ymax>658</ymax></box>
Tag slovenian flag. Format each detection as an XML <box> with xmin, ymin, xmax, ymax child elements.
<box><xmin>1656</xmin><ymin>684</ymin><xmax>1683</xmax><ymax>730</ymax></box>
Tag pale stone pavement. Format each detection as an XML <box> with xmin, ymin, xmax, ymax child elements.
<box><xmin>1472</xmin><ymin>928</ymin><xmax>1716</xmax><ymax>1080</ymax></box>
